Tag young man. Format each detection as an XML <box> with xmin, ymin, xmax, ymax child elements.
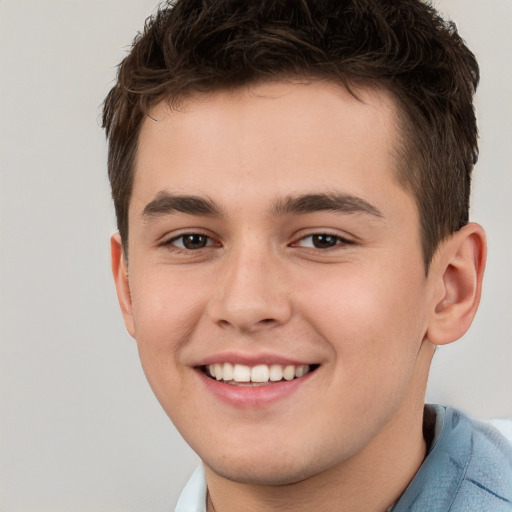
<box><xmin>103</xmin><ymin>0</ymin><xmax>512</xmax><ymax>510</ymax></box>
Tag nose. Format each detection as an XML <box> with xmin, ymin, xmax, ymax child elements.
<box><xmin>207</xmin><ymin>243</ymin><xmax>293</xmax><ymax>333</ymax></box>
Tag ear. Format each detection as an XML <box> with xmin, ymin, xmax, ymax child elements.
<box><xmin>110</xmin><ymin>233</ymin><xmax>135</xmax><ymax>338</ymax></box>
<box><xmin>426</xmin><ymin>223</ymin><xmax>486</xmax><ymax>346</ymax></box>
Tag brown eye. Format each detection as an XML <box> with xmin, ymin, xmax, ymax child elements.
<box><xmin>167</xmin><ymin>233</ymin><xmax>212</xmax><ymax>250</ymax></box>
<box><xmin>293</xmin><ymin>233</ymin><xmax>351</xmax><ymax>250</ymax></box>
<box><xmin>181</xmin><ymin>234</ymin><xmax>209</xmax><ymax>249</ymax></box>
<box><xmin>310</xmin><ymin>234</ymin><xmax>339</xmax><ymax>249</ymax></box>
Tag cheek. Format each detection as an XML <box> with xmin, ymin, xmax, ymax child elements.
<box><xmin>127</xmin><ymin>270</ymin><xmax>209</xmax><ymax>423</ymax></box>
<box><xmin>299</xmin><ymin>262</ymin><xmax>428</xmax><ymax>369</ymax></box>
<box><xmin>130</xmin><ymin>269</ymin><xmax>205</xmax><ymax>344</ymax></box>
<box><xmin>127</xmin><ymin>269</ymin><xmax>208</xmax><ymax>396</ymax></box>
<box><xmin>284</xmin><ymin>264</ymin><xmax>430</xmax><ymax>455</ymax></box>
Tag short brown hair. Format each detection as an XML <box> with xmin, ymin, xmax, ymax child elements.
<box><xmin>103</xmin><ymin>0</ymin><xmax>479</xmax><ymax>270</ymax></box>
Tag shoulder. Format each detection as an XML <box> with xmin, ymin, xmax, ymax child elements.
<box><xmin>447</xmin><ymin>406</ymin><xmax>512</xmax><ymax>511</ymax></box>
<box><xmin>393</xmin><ymin>405</ymin><xmax>512</xmax><ymax>512</ymax></box>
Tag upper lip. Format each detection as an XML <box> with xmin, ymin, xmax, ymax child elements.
<box><xmin>193</xmin><ymin>351</ymin><xmax>318</xmax><ymax>368</ymax></box>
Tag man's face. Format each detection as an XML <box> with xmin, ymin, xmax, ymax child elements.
<box><xmin>117</xmin><ymin>81</ymin><xmax>438</xmax><ymax>485</ymax></box>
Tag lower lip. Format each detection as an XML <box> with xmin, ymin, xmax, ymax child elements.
<box><xmin>195</xmin><ymin>369</ymin><xmax>316</xmax><ymax>408</ymax></box>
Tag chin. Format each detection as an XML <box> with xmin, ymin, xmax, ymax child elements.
<box><xmin>203</xmin><ymin>446</ymin><xmax>344</xmax><ymax>487</ymax></box>
<box><xmin>210</xmin><ymin>463</ymin><xmax>313</xmax><ymax>486</ymax></box>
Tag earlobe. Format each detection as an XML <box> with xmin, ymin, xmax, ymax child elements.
<box><xmin>110</xmin><ymin>233</ymin><xmax>135</xmax><ymax>337</ymax></box>
<box><xmin>426</xmin><ymin>223</ymin><xmax>486</xmax><ymax>346</ymax></box>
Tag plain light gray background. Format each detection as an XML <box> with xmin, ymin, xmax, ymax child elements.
<box><xmin>0</xmin><ymin>1</ymin><xmax>510</xmax><ymax>510</ymax></box>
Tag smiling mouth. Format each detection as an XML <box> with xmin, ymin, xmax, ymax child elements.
<box><xmin>202</xmin><ymin>363</ymin><xmax>319</xmax><ymax>386</ymax></box>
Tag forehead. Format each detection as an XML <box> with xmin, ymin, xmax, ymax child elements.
<box><xmin>132</xmin><ymin>81</ymin><xmax>409</xmax><ymax>215</ymax></box>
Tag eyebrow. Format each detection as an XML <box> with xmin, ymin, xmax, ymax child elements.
<box><xmin>141</xmin><ymin>191</ymin><xmax>382</xmax><ymax>220</ymax></box>
<box><xmin>142</xmin><ymin>192</ymin><xmax>222</xmax><ymax>218</ymax></box>
<box><xmin>271</xmin><ymin>193</ymin><xmax>383</xmax><ymax>218</ymax></box>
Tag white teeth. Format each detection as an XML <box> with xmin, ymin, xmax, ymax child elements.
<box><xmin>251</xmin><ymin>365</ymin><xmax>270</xmax><ymax>383</ymax></box>
<box><xmin>233</xmin><ymin>364</ymin><xmax>251</xmax><ymax>382</ymax></box>
<box><xmin>295</xmin><ymin>365</ymin><xmax>309</xmax><ymax>378</ymax></box>
<box><xmin>206</xmin><ymin>363</ymin><xmax>313</xmax><ymax>383</ymax></box>
<box><xmin>223</xmin><ymin>362</ymin><xmax>234</xmax><ymax>381</ymax></box>
<box><xmin>214</xmin><ymin>363</ymin><xmax>223</xmax><ymax>381</ymax></box>
<box><xmin>269</xmin><ymin>364</ymin><xmax>283</xmax><ymax>381</ymax></box>
<box><xmin>283</xmin><ymin>365</ymin><xmax>295</xmax><ymax>381</ymax></box>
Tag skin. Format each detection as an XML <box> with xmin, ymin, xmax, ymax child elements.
<box><xmin>111</xmin><ymin>81</ymin><xmax>486</xmax><ymax>512</ymax></box>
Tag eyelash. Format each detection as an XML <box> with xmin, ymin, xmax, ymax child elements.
<box><xmin>162</xmin><ymin>232</ymin><xmax>352</xmax><ymax>252</ymax></box>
